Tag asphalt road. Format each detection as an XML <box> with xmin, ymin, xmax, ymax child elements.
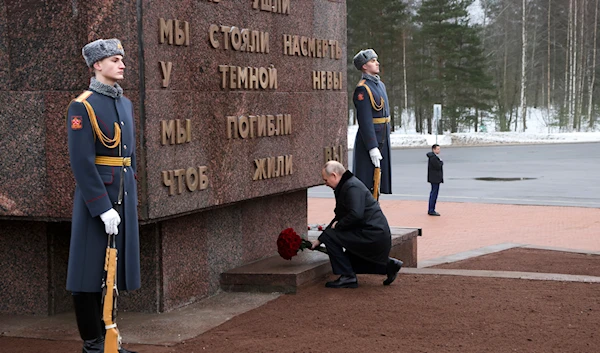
<box><xmin>308</xmin><ymin>142</ymin><xmax>600</xmax><ymax>208</ymax></box>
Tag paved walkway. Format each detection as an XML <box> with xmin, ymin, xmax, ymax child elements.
<box><xmin>1</xmin><ymin>199</ymin><xmax>599</xmax><ymax>351</ymax></box>
<box><xmin>308</xmin><ymin>198</ymin><xmax>600</xmax><ymax>261</ymax></box>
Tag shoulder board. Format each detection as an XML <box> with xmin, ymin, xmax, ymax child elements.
<box><xmin>74</xmin><ymin>90</ymin><xmax>93</xmax><ymax>103</ymax></box>
<box><xmin>66</xmin><ymin>90</ymin><xmax>93</xmax><ymax>118</ymax></box>
<box><xmin>356</xmin><ymin>79</ymin><xmax>366</xmax><ymax>87</ymax></box>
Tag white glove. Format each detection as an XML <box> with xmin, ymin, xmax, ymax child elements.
<box><xmin>369</xmin><ymin>148</ymin><xmax>382</xmax><ymax>168</ymax></box>
<box><xmin>100</xmin><ymin>208</ymin><xmax>121</xmax><ymax>235</ymax></box>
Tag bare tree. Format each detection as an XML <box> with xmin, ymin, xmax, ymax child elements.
<box><xmin>403</xmin><ymin>31</ymin><xmax>409</xmax><ymax>129</ymax></box>
<box><xmin>563</xmin><ymin>0</ymin><xmax>573</xmax><ymax>130</ymax></box>
<box><xmin>570</xmin><ymin>0</ymin><xmax>578</xmax><ymax>129</ymax></box>
<box><xmin>575</xmin><ymin>0</ymin><xmax>586</xmax><ymax>131</ymax></box>
<box><xmin>547</xmin><ymin>0</ymin><xmax>551</xmax><ymax>110</ymax></box>
<box><xmin>519</xmin><ymin>0</ymin><xmax>528</xmax><ymax>131</ymax></box>
<box><xmin>588</xmin><ymin>0</ymin><xmax>599</xmax><ymax>129</ymax></box>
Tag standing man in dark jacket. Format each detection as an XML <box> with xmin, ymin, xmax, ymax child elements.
<box><xmin>427</xmin><ymin>144</ymin><xmax>444</xmax><ymax>216</ymax></box>
<box><xmin>67</xmin><ymin>38</ymin><xmax>139</xmax><ymax>353</ymax></box>
<box><xmin>351</xmin><ymin>49</ymin><xmax>392</xmax><ymax>194</ymax></box>
<box><xmin>310</xmin><ymin>161</ymin><xmax>403</xmax><ymax>288</ymax></box>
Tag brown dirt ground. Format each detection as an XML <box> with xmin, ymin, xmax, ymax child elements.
<box><xmin>433</xmin><ymin>248</ymin><xmax>600</xmax><ymax>277</ymax></box>
<box><xmin>2</xmin><ymin>250</ymin><xmax>599</xmax><ymax>353</ymax></box>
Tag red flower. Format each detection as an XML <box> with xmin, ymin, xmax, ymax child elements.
<box><xmin>277</xmin><ymin>228</ymin><xmax>304</xmax><ymax>260</ymax></box>
<box><xmin>276</xmin><ymin>228</ymin><xmax>326</xmax><ymax>260</ymax></box>
<box><xmin>317</xmin><ymin>225</ymin><xmax>323</xmax><ymax>231</ymax></box>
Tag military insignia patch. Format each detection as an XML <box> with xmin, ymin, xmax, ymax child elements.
<box><xmin>71</xmin><ymin>116</ymin><xmax>83</xmax><ymax>130</ymax></box>
<box><xmin>357</xmin><ymin>93</ymin><xmax>364</xmax><ymax>101</ymax></box>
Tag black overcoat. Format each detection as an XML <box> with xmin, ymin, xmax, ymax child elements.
<box><xmin>352</xmin><ymin>74</ymin><xmax>392</xmax><ymax>194</ymax></box>
<box><xmin>427</xmin><ymin>152</ymin><xmax>444</xmax><ymax>184</ymax></box>
<box><xmin>319</xmin><ymin>171</ymin><xmax>391</xmax><ymax>265</ymax></box>
<box><xmin>66</xmin><ymin>89</ymin><xmax>140</xmax><ymax>293</ymax></box>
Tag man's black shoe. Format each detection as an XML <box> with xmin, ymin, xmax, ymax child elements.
<box><xmin>325</xmin><ymin>275</ymin><xmax>358</xmax><ymax>288</ymax></box>
<box><xmin>428</xmin><ymin>211</ymin><xmax>440</xmax><ymax>216</ymax></box>
<box><xmin>383</xmin><ymin>258</ymin><xmax>403</xmax><ymax>286</ymax></box>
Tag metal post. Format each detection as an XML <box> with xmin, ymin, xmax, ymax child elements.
<box><xmin>433</xmin><ymin>104</ymin><xmax>441</xmax><ymax>144</ymax></box>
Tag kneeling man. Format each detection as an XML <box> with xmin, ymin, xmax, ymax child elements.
<box><xmin>311</xmin><ymin>161</ymin><xmax>403</xmax><ymax>288</ymax></box>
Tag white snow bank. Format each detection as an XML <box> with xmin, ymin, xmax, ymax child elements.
<box><xmin>347</xmin><ymin>125</ymin><xmax>600</xmax><ymax>149</ymax></box>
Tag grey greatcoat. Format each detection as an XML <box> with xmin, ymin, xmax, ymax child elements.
<box><xmin>66</xmin><ymin>85</ymin><xmax>140</xmax><ymax>293</ymax></box>
<box><xmin>352</xmin><ymin>74</ymin><xmax>392</xmax><ymax>194</ymax></box>
<box><xmin>319</xmin><ymin>171</ymin><xmax>392</xmax><ymax>266</ymax></box>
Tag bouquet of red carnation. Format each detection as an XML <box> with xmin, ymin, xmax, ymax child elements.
<box><xmin>277</xmin><ymin>227</ymin><xmax>327</xmax><ymax>260</ymax></box>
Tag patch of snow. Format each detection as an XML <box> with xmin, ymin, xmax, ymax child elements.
<box><xmin>348</xmin><ymin>106</ymin><xmax>600</xmax><ymax>148</ymax></box>
<box><xmin>347</xmin><ymin>124</ymin><xmax>600</xmax><ymax>149</ymax></box>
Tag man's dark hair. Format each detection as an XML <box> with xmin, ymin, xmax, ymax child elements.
<box><xmin>432</xmin><ymin>144</ymin><xmax>439</xmax><ymax>150</ymax></box>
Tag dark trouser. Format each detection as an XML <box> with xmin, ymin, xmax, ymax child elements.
<box><xmin>428</xmin><ymin>183</ymin><xmax>440</xmax><ymax>213</ymax></box>
<box><xmin>320</xmin><ymin>230</ymin><xmax>387</xmax><ymax>276</ymax></box>
<box><xmin>347</xmin><ymin>252</ymin><xmax>388</xmax><ymax>275</ymax></box>
<box><xmin>72</xmin><ymin>292</ymin><xmax>104</xmax><ymax>341</ymax></box>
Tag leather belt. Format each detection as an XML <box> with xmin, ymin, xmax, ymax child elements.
<box><xmin>373</xmin><ymin>117</ymin><xmax>390</xmax><ymax>124</ymax></box>
<box><xmin>95</xmin><ymin>156</ymin><xmax>131</xmax><ymax>167</ymax></box>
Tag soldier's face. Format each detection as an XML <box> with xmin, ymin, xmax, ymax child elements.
<box><xmin>94</xmin><ymin>55</ymin><xmax>126</xmax><ymax>84</ymax></box>
<box><xmin>362</xmin><ymin>58</ymin><xmax>380</xmax><ymax>75</ymax></box>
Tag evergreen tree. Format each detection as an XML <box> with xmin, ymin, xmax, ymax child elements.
<box><xmin>413</xmin><ymin>0</ymin><xmax>494</xmax><ymax>132</ymax></box>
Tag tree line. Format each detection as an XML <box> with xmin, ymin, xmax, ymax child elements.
<box><xmin>347</xmin><ymin>0</ymin><xmax>600</xmax><ymax>133</ymax></box>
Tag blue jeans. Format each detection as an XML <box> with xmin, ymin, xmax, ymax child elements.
<box><xmin>428</xmin><ymin>183</ymin><xmax>440</xmax><ymax>213</ymax></box>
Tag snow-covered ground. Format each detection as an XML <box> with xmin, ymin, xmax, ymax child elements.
<box><xmin>348</xmin><ymin>107</ymin><xmax>600</xmax><ymax>148</ymax></box>
<box><xmin>347</xmin><ymin>124</ymin><xmax>600</xmax><ymax>148</ymax></box>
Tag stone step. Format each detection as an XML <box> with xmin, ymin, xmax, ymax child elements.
<box><xmin>220</xmin><ymin>227</ymin><xmax>420</xmax><ymax>293</ymax></box>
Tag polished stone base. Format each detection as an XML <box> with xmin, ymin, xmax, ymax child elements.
<box><xmin>220</xmin><ymin>227</ymin><xmax>420</xmax><ymax>293</ymax></box>
<box><xmin>0</xmin><ymin>191</ymin><xmax>307</xmax><ymax>315</ymax></box>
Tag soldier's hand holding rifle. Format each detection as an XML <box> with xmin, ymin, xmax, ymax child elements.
<box><xmin>369</xmin><ymin>147</ymin><xmax>382</xmax><ymax>168</ymax></box>
<box><xmin>100</xmin><ymin>208</ymin><xmax>121</xmax><ymax>235</ymax></box>
<box><xmin>369</xmin><ymin>148</ymin><xmax>382</xmax><ymax>201</ymax></box>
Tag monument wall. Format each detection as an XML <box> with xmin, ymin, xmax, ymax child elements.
<box><xmin>0</xmin><ymin>0</ymin><xmax>347</xmax><ymax>314</ymax></box>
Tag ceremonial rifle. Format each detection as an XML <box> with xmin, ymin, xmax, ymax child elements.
<box><xmin>102</xmin><ymin>161</ymin><xmax>125</xmax><ymax>353</ymax></box>
<box><xmin>372</xmin><ymin>167</ymin><xmax>381</xmax><ymax>201</ymax></box>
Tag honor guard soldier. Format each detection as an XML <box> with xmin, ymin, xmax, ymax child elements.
<box><xmin>66</xmin><ymin>38</ymin><xmax>140</xmax><ymax>353</ymax></box>
<box><xmin>351</xmin><ymin>49</ymin><xmax>392</xmax><ymax>195</ymax></box>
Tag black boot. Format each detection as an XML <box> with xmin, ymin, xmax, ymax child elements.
<box><xmin>82</xmin><ymin>337</ymin><xmax>104</xmax><ymax>353</ymax></box>
<box><xmin>73</xmin><ymin>292</ymin><xmax>105</xmax><ymax>353</ymax></box>
<box><xmin>325</xmin><ymin>275</ymin><xmax>358</xmax><ymax>288</ymax></box>
<box><xmin>383</xmin><ymin>258</ymin><xmax>403</xmax><ymax>286</ymax></box>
